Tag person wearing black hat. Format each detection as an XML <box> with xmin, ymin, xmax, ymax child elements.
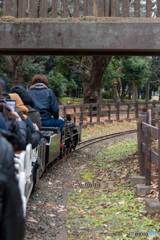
<box><xmin>9</xmin><ymin>85</ymin><xmax>41</xmax><ymax>130</ymax></box>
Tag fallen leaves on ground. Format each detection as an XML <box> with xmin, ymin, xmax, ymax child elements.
<box><xmin>67</xmin><ymin>136</ymin><xmax>160</xmax><ymax>240</ymax></box>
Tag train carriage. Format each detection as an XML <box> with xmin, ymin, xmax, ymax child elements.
<box><xmin>14</xmin><ymin>119</ymin><xmax>80</xmax><ymax>216</ymax></box>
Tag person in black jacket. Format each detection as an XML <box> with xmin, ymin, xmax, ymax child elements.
<box><xmin>28</xmin><ymin>74</ymin><xmax>64</xmax><ymax>133</ymax></box>
<box><xmin>0</xmin><ymin>83</ymin><xmax>42</xmax><ymax>150</ymax></box>
<box><xmin>0</xmin><ymin>133</ymin><xmax>25</xmax><ymax>240</ymax></box>
<box><xmin>9</xmin><ymin>85</ymin><xmax>42</xmax><ymax>130</ymax></box>
<box><xmin>0</xmin><ymin>85</ymin><xmax>26</xmax><ymax>151</ymax></box>
<box><xmin>16</xmin><ymin>108</ymin><xmax>42</xmax><ymax>149</ymax></box>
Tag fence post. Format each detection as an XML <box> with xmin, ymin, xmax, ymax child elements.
<box><xmin>135</xmin><ymin>101</ymin><xmax>139</xmax><ymax>119</ymax></box>
<box><xmin>97</xmin><ymin>100</ymin><xmax>100</xmax><ymax>122</ymax></box>
<box><xmin>73</xmin><ymin>0</ymin><xmax>79</xmax><ymax>17</ymax></box>
<box><xmin>90</xmin><ymin>103</ymin><xmax>93</xmax><ymax>123</ymax></box>
<box><xmin>108</xmin><ymin>103</ymin><xmax>111</xmax><ymax>120</ymax></box>
<box><xmin>158</xmin><ymin>121</ymin><xmax>160</xmax><ymax>201</ymax></box>
<box><xmin>80</xmin><ymin>101</ymin><xmax>84</xmax><ymax>125</ymax></box>
<box><xmin>152</xmin><ymin>100</ymin><xmax>156</xmax><ymax>126</ymax></box>
<box><xmin>158</xmin><ymin>106</ymin><xmax>160</xmax><ymax>120</ymax></box>
<box><xmin>127</xmin><ymin>103</ymin><xmax>130</xmax><ymax>119</ymax></box>
<box><xmin>3</xmin><ymin>0</ymin><xmax>18</xmax><ymax>17</ymax></box>
<box><xmin>79</xmin><ymin>121</ymin><xmax>82</xmax><ymax>142</ymax></box>
<box><xmin>116</xmin><ymin>101</ymin><xmax>120</xmax><ymax>121</ymax></box>
<box><xmin>51</xmin><ymin>0</ymin><xmax>58</xmax><ymax>18</ymax></box>
<box><xmin>40</xmin><ymin>0</ymin><xmax>48</xmax><ymax>18</ymax></box>
<box><xmin>153</xmin><ymin>100</ymin><xmax>156</xmax><ymax>109</ymax></box>
<box><xmin>145</xmin><ymin>117</ymin><xmax>151</xmax><ymax>186</ymax></box>
<box><xmin>63</xmin><ymin>102</ymin><xmax>67</xmax><ymax>119</ymax></box>
<box><xmin>137</xmin><ymin>115</ymin><xmax>147</xmax><ymax>176</ymax></box>
<box><xmin>73</xmin><ymin>105</ymin><xmax>76</xmax><ymax>125</ymax></box>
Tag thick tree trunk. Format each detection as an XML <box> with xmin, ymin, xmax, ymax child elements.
<box><xmin>113</xmin><ymin>85</ymin><xmax>120</xmax><ymax>102</ymax></box>
<box><xmin>9</xmin><ymin>56</ymin><xmax>23</xmax><ymax>87</ymax></box>
<box><xmin>112</xmin><ymin>79</ymin><xmax>120</xmax><ymax>102</ymax></box>
<box><xmin>98</xmin><ymin>89</ymin><xmax>103</xmax><ymax>103</ymax></box>
<box><xmin>83</xmin><ymin>56</ymin><xmax>111</xmax><ymax>103</ymax></box>
<box><xmin>132</xmin><ymin>80</ymin><xmax>138</xmax><ymax>102</ymax></box>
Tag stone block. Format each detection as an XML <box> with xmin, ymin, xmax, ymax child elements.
<box><xmin>136</xmin><ymin>184</ymin><xmax>152</xmax><ymax>196</ymax></box>
<box><xmin>145</xmin><ymin>198</ymin><xmax>160</xmax><ymax>214</ymax></box>
<box><xmin>131</xmin><ymin>174</ymin><xmax>145</xmax><ymax>186</ymax></box>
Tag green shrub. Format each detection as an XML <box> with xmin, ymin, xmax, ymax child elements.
<box><xmin>102</xmin><ymin>91</ymin><xmax>112</xmax><ymax>99</ymax></box>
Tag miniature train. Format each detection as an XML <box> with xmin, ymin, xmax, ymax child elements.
<box><xmin>14</xmin><ymin>118</ymin><xmax>80</xmax><ymax>216</ymax></box>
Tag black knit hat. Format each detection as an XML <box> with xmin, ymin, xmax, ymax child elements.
<box><xmin>9</xmin><ymin>85</ymin><xmax>34</xmax><ymax>107</ymax></box>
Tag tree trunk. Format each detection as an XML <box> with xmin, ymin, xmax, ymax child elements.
<box><xmin>121</xmin><ymin>83</ymin><xmax>127</xmax><ymax>102</ymax></box>
<box><xmin>83</xmin><ymin>56</ymin><xmax>111</xmax><ymax>103</ymax></box>
<box><xmin>145</xmin><ymin>80</ymin><xmax>150</xmax><ymax>103</ymax></box>
<box><xmin>9</xmin><ymin>56</ymin><xmax>23</xmax><ymax>87</ymax></box>
<box><xmin>132</xmin><ymin>80</ymin><xmax>138</xmax><ymax>102</ymax></box>
<box><xmin>98</xmin><ymin>89</ymin><xmax>103</xmax><ymax>103</ymax></box>
<box><xmin>112</xmin><ymin>83</ymin><xmax>120</xmax><ymax>102</ymax></box>
<box><xmin>129</xmin><ymin>86</ymin><xmax>132</xmax><ymax>100</ymax></box>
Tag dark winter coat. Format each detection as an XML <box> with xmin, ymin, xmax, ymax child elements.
<box><xmin>16</xmin><ymin>109</ymin><xmax>42</xmax><ymax>149</ymax></box>
<box><xmin>0</xmin><ymin>105</ymin><xmax>26</xmax><ymax>151</ymax></box>
<box><xmin>0</xmin><ymin>134</ymin><xmax>25</xmax><ymax>240</ymax></box>
<box><xmin>6</xmin><ymin>119</ymin><xmax>26</xmax><ymax>151</ymax></box>
<box><xmin>28</xmin><ymin>83</ymin><xmax>59</xmax><ymax>120</ymax></box>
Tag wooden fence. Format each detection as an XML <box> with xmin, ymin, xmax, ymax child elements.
<box><xmin>59</xmin><ymin>100</ymin><xmax>159</xmax><ymax>126</ymax></box>
<box><xmin>2</xmin><ymin>0</ymin><xmax>160</xmax><ymax>19</ymax></box>
<box><xmin>137</xmin><ymin>107</ymin><xmax>160</xmax><ymax>202</ymax></box>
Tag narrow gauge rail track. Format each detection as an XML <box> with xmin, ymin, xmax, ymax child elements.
<box><xmin>38</xmin><ymin>130</ymin><xmax>137</xmax><ymax>190</ymax></box>
<box><xmin>50</xmin><ymin>129</ymin><xmax>137</xmax><ymax>169</ymax></box>
<box><xmin>76</xmin><ymin>129</ymin><xmax>137</xmax><ymax>151</ymax></box>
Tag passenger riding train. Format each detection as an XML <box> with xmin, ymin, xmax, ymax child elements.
<box><xmin>0</xmin><ymin>76</ymin><xmax>81</xmax><ymax>219</ymax></box>
<box><xmin>14</xmin><ymin>117</ymin><xmax>80</xmax><ymax>216</ymax></box>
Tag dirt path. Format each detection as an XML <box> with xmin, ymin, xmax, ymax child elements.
<box><xmin>25</xmin><ymin>133</ymin><xmax>135</xmax><ymax>240</ymax></box>
<box><xmin>25</xmin><ymin>148</ymin><xmax>94</xmax><ymax>240</ymax></box>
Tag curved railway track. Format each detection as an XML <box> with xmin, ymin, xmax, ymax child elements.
<box><xmin>43</xmin><ymin>129</ymin><xmax>137</xmax><ymax>177</ymax></box>
<box><xmin>52</xmin><ymin>129</ymin><xmax>137</xmax><ymax>165</ymax></box>
<box><xmin>76</xmin><ymin>129</ymin><xmax>137</xmax><ymax>151</ymax></box>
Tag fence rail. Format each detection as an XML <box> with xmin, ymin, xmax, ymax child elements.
<box><xmin>2</xmin><ymin>0</ymin><xmax>160</xmax><ymax>19</ymax></box>
<box><xmin>137</xmin><ymin>107</ymin><xmax>160</xmax><ymax>204</ymax></box>
<box><xmin>59</xmin><ymin>100</ymin><xmax>159</xmax><ymax>126</ymax></box>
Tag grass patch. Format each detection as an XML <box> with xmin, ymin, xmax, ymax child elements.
<box><xmin>67</xmin><ymin>138</ymin><xmax>160</xmax><ymax>239</ymax></box>
<box><xmin>81</xmin><ymin>120</ymin><xmax>137</xmax><ymax>140</ymax></box>
<box><xmin>60</xmin><ymin>97</ymin><xmax>83</xmax><ymax>105</ymax></box>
